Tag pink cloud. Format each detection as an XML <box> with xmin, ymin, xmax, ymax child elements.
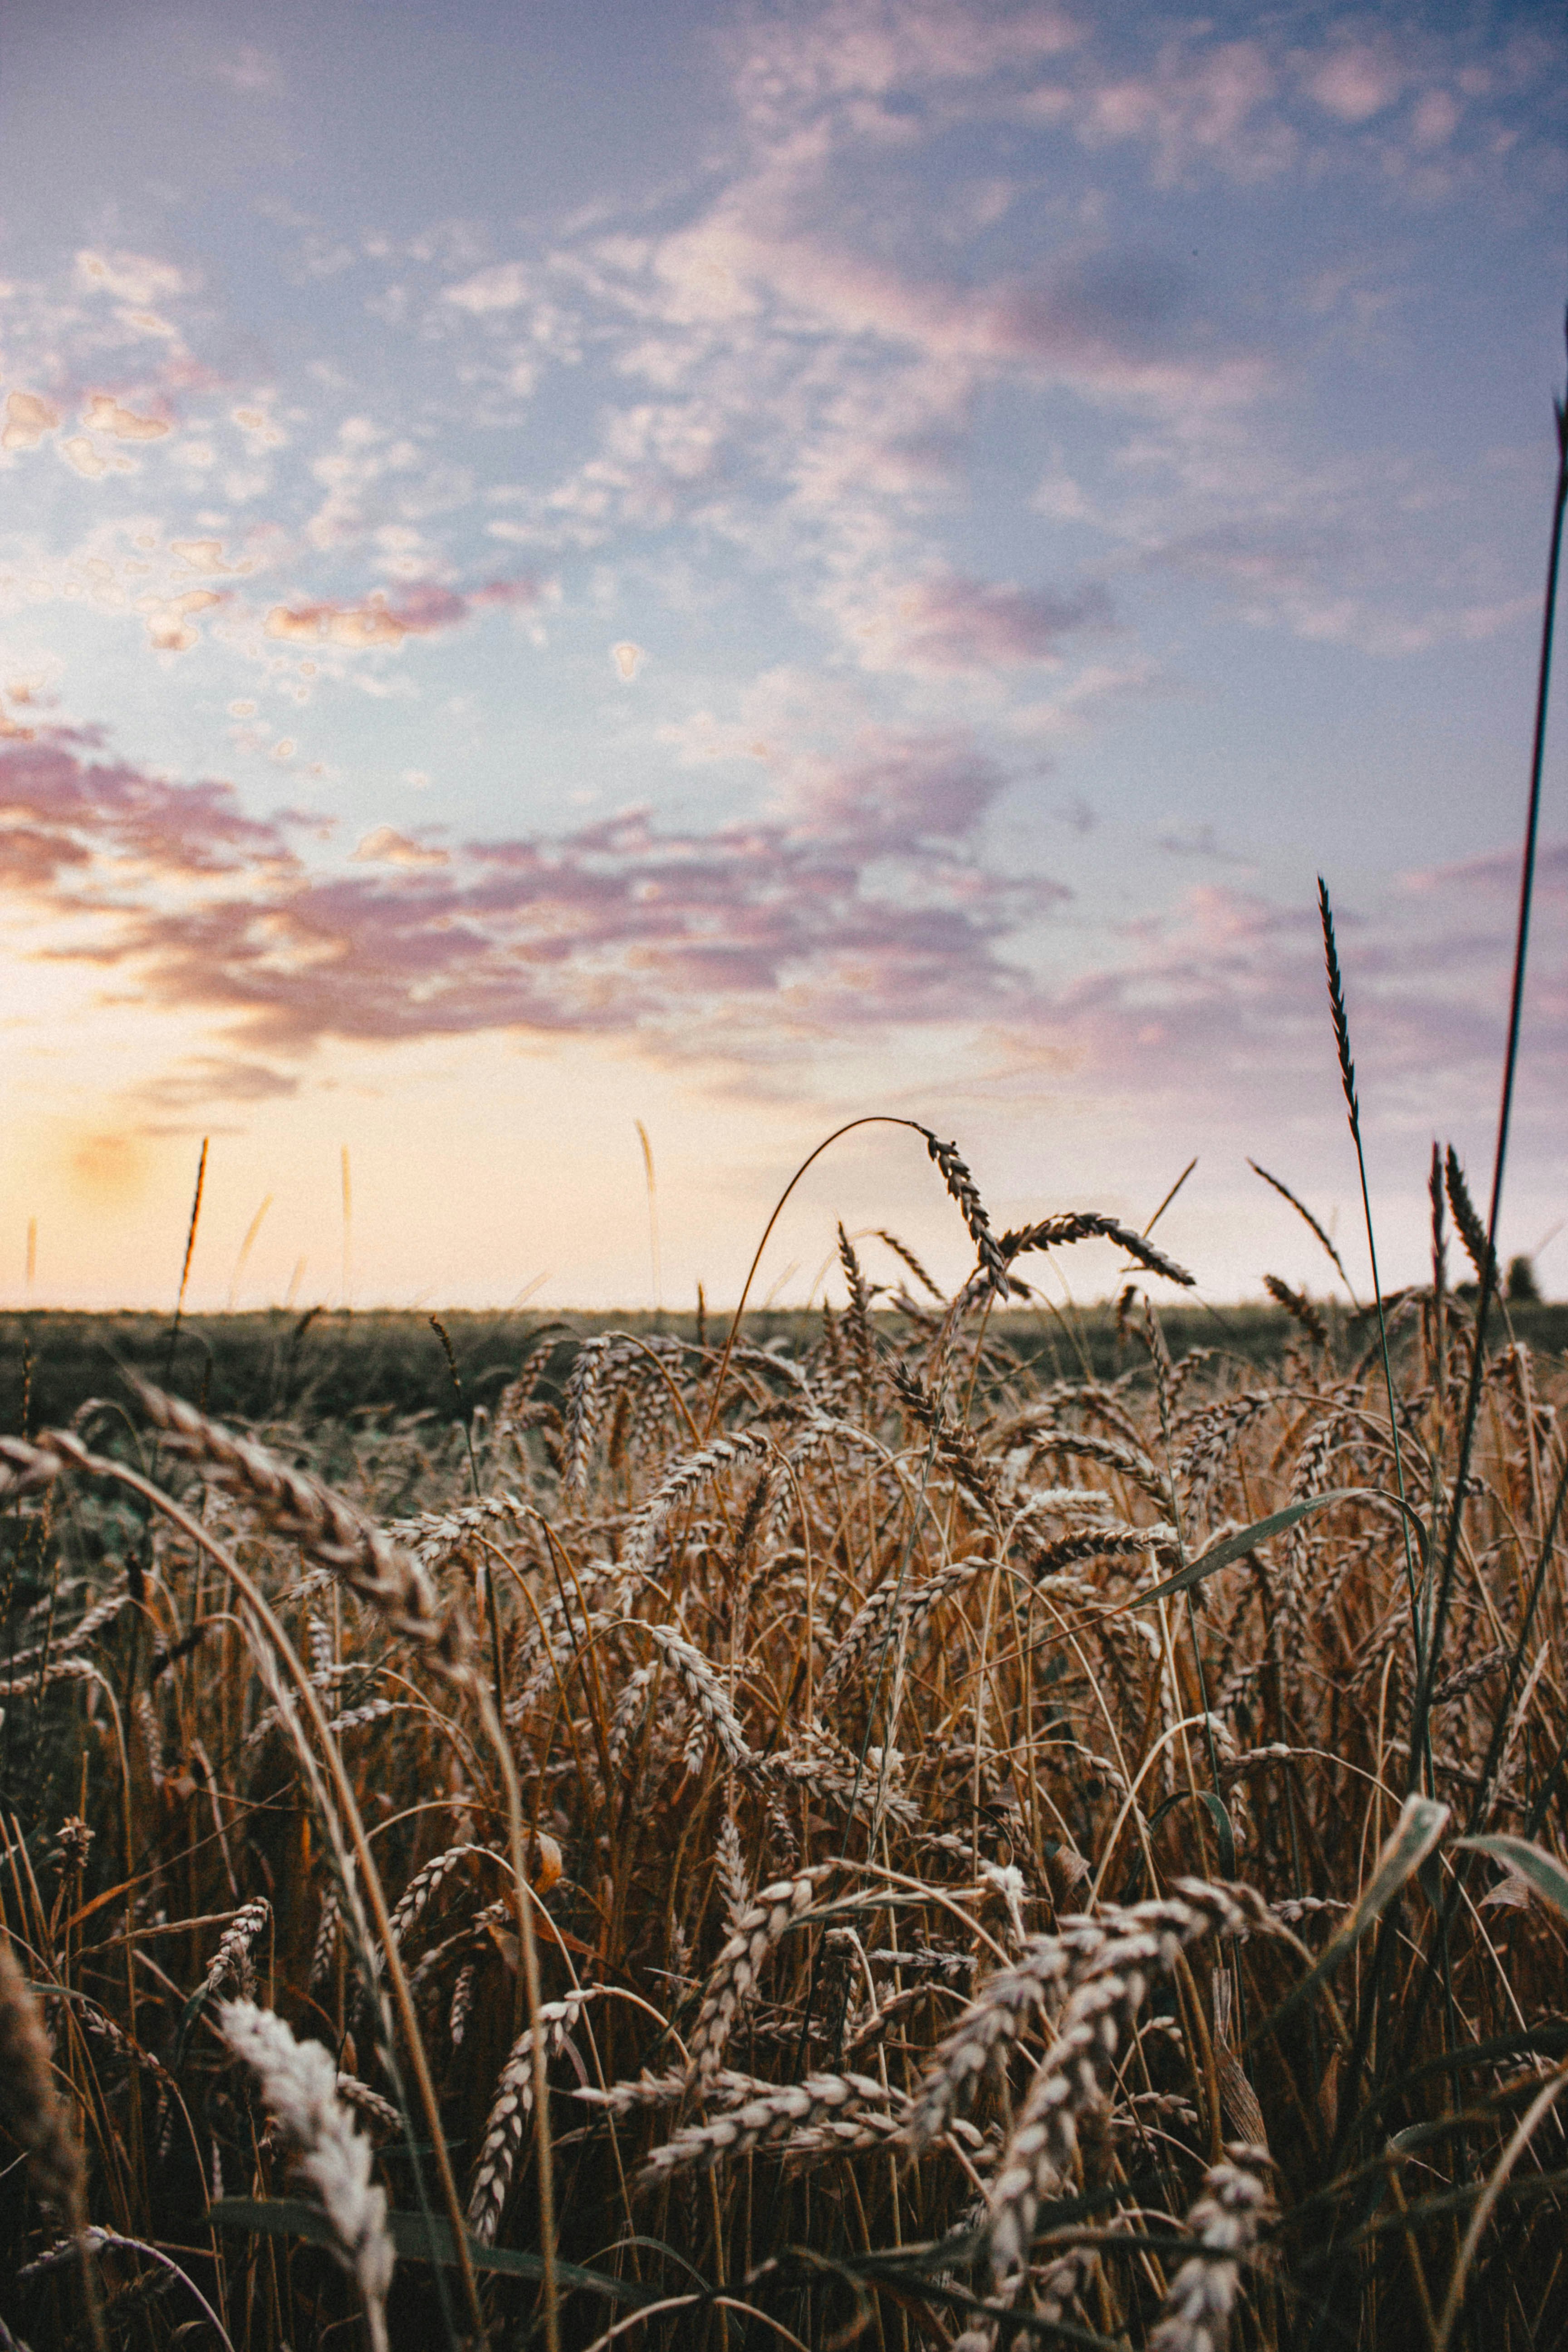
<box><xmin>262</xmin><ymin>576</ymin><xmax>543</xmax><ymax>648</ymax></box>
<box><xmin>4</xmin><ymin>736</ymin><xmax>1558</xmax><ymax>1172</ymax></box>
<box><xmin>1304</xmin><ymin>43</ymin><xmax>1406</xmax><ymax>126</ymax></box>
<box><xmin>0</xmin><ymin>726</ymin><xmax>1058</xmax><ymax>1061</ymax></box>
<box><xmin>847</xmin><ymin>569</ymin><xmax>1113</xmax><ymax>671</ymax></box>
<box><xmin>0</xmin><ymin>733</ymin><xmax>299</xmax><ymax>884</ymax></box>
<box><xmin>1019</xmin><ymin>852</ymin><xmax>1568</xmax><ymax>1138</ymax></box>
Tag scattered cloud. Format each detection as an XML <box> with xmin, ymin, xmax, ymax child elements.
<box><xmin>74</xmin><ymin>251</ymin><xmax>191</xmax><ymax>308</ymax></box>
<box><xmin>2</xmin><ymin>393</ymin><xmax>60</xmax><ymax>451</ymax></box>
<box><xmin>136</xmin><ymin>1055</ymin><xmax>299</xmax><ymax>1110</ymax></box>
<box><xmin>83</xmin><ymin>396</ymin><xmax>170</xmax><ymax>441</ymax></box>
<box><xmin>142</xmin><ymin>589</ymin><xmax>225</xmax><ymax>653</ymax></box>
<box><xmin>352</xmin><ymin>826</ymin><xmax>450</xmax><ymax>868</ymax></box>
<box><xmin>444</xmin><ymin>262</ymin><xmax>535</xmax><ymax>314</ymax></box>
<box><xmin>840</xmin><ymin>569</ymin><xmax>1113</xmax><ymax>672</ymax></box>
<box><xmin>262</xmin><ymin>578</ymin><xmax>544</xmax><ymax>649</ymax></box>
<box><xmin>207</xmin><ymin>45</ymin><xmax>284</xmax><ymax>97</ymax></box>
<box><xmin>0</xmin><ymin>731</ymin><xmax>298</xmax><ymax>888</ymax></box>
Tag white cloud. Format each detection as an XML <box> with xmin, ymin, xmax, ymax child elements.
<box><xmin>444</xmin><ymin>262</ymin><xmax>534</xmax><ymax>314</ymax></box>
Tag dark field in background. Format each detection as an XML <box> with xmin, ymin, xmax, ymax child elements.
<box><xmin>7</xmin><ymin>1300</ymin><xmax>1567</xmax><ymax>1433</ymax></box>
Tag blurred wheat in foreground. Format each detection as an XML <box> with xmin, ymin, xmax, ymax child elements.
<box><xmin>0</xmin><ymin>1138</ymin><xmax>1564</xmax><ymax>2352</ymax></box>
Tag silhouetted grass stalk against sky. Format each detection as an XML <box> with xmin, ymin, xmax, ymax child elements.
<box><xmin>1315</xmin><ymin>880</ymin><xmax>1424</xmax><ymax>1729</ymax></box>
<box><xmin>1411</xmin><ymin>312</ymin><xmax>1568</xmax><ymax>1791</ymax></box>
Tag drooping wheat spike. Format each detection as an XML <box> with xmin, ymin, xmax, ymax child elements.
<box><xmin>448</xmin><ymin>1962</ymin><xmax>477</xmax><ymax>2049</ymax></box>
<box><xmin>0</xmin><ymin>1438</ymin><xmax>63</xmax><ymax>1504</ymax></box>
<box><xmin>1210</xmin><ymin>1973</ymin><xmax>1269</xmax><ymax>2153</ymax></box>
<box><xmin>333</xmin><ymin>2077</ymin><xmax>403</xmax><ymax>2137</ymax></box>
<box><xmin>1176</xmin><ymin>1390</ymin><xmax>1279</xmax><ymax>1528</ymax></box>
<box><xmin>887</xmin><ymin>1358</ymin><xmax>999</xmax><ymax>1511</ymax></box>
<box><xmin>647</xmin><ymin>1625</ymin><xmax>755</xmax><ymax>1772</ymax></box>
<box><xmin>309</xmin><ymin>1889</ymin><xmax>341</xmax><ymax>1994</ymax></box>
<box><xmin>560</xmin><ymin>1331</ymin><xmax>622</xmax><ymax>1495</ymax></box>
<box><xmin>905</xmin><ymin>1921</ymin><xmax>1107</xmax><ymax>2153</ymax></box>
<box><xmin>821</xmin><ymin>1548</ymin><xmax>1014</xmax><ymax>1700</ymax></box>
<box><xmin>0</xmin><ymin>1578</ymin><xmax>133</xmax><ymax>1681</ymax></box>
<box><xmin>918</xmin><ymin>1129</ymin><xmax>1013</xmax><ymax>1297</ymax></box>
<box><xmin>687</xmin><ymin>1867</ymin><xmax>832</xmax><ymax>2082</ymax></box>
<box><xmin>1444</xmin><ymin>1144</ymin><xmax>1498</xmax><ymax>1290</ymax></box>
<box><xmin>983</xmin><ymin>1884</ymin><xmax>1264</xmax><ymax>2285</ymax></box>
<box><xmin>0</xmin><ymin>1656</ymin><xmax>107</xmax><ymax>1702</ymax></box>
<box><xmin>466</xmin><ymin>1989</ymin><xmax>600</xmax><ymax>2244</ymax></box>
<box><xmin>1148</xmin><ymin>2146</ymin><xmax>1276</xmax><ymax>2352</ymax></box>
<box><xmin>637</xmin><ymin>2071</ymin><xmax>904</xmax><ymax>2187</ymax></box>
<box><xmin>387</xmin><ymin>1844</ymin><xmax>498</xmax><ymax>1957</ymax></box>
<box><xmin>1432</xmin><ymin>1643</ymin><xmax>1509</xmax><ymax>1707</ymax></box>
<box><xmin>325</xmin><ymin>1696</ymin><xmax>405</xmax><ymax>1736</ymax></box>
<box><xmin>621</xmin><ymin>1431</ymin><xmax>772</xmax><ymax>1578</ymax></box>
<box><xmin>217</xmin><ymin>2000</ymin><xmax>394</xmax><ymax>2352</ymax></box>
<box><xmin>1020</xmin><ymin>1526</ymin><xmax>1174</xmax><ymax>1585</ymax></box>
<box><xmin>1264</xmin><ymin>1274</ymin><xmax>1328</xmax><ymax>1349</ymax></box>
<box><xmin>121</xmin><ymin>1382</ymin><xmax>470</xmax><ymax>1679</ymax></box>
<box><xmin>991</xmin><ymin>1212</ymin><xmax>1195</xmax><ymax>1294</ymax></box>
<box><xmin>578</xmin><ymin>2067</ymin><xmax>703</xmax><ymax>2117</ymax></box>
<box><xmin>1022</xmin><ymin>1424</ymin><xmax>1174</xmax><ymax>1509</ymax></box>
<box><xmin>201</xmin><ymin>1899</ymin><xmax>272</xmax><ymax>2000</ymax></box>
<box><xmin>306</xmin><ymin>1609</ymin><xmax>334</xmax><ymax>1681</ymax></box>
<box><xmin>726</xmin><ymin>1466</ymin><xmax>774</xmax><ymax>1588</ymax></box>
<box><xmin>715</xmin><ymin>1811</ymin><xmax>751</xmax><ymax>1930</ymax></box>
<box><xmin>0</xmin><ymin>1931</ymin><xmax>86</xmax><ymax>2234</ymax></box>
<box><xmin>608</xmin><ymin>1662</ymin><xmax>657</xmax><ymax>1773</ymax></box>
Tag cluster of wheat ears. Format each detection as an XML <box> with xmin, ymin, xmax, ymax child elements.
<box><xmin>0</xmin><ymin>1082</ymin><xmax>1563</xmax><ymax>2352</ymax></box>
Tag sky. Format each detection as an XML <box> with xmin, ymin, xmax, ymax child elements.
<box><xmin>0</xmin><ymin>0</ymin><xmax>1565</xmax><ymax>1315</ymax></box>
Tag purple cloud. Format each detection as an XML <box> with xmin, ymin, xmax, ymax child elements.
<box><xmin>2</xmin><ymin>726</ymin><xmax>1061</xmax><ymax>1062</ymax></box>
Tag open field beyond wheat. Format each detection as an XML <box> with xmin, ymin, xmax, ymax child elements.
<box><xmin>0</xmin><ymin>1182</ymin><xmax>1565</xmax><ymax>2352</ymax></box>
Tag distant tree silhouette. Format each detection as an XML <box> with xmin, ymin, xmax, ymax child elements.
<box><xmin>1506</xmin><ymin>1254</ymin><xmax>1542</xmax><ymax>1303</ymax></box>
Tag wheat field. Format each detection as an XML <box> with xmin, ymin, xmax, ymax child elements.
<box><xmin>0</xmin><ymin>1112</ymin><xmax>1563</xmax><ymax>2352</ymax></box>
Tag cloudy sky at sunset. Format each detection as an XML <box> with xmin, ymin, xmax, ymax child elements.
<box><xmin>1</xmin><ymin>0</ymin><xmax>1564</xmax><ymax>1313</ymax></box>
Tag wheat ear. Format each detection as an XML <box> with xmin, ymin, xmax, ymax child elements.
<box><xmin>466</xmin><ymin>1988</ymin><xmax>599</xmax><ymax>2244</ymax></box>
<box><xmin>984</xmin><ymin>1883</ymin><xmax>1265</xmax><ymax>2284</ymax></box>
<box><xmin>217</xmin><ymin>1999</ymin><xmax>394</xmax><ymax>2352</ymax></box>
<box><xmin>1149</xmin><ymin>2146</ymin><xmax>1275</xmax><ymax>2351</ymax></box>
<box><xmin>126</xmin><ymin>1380</ymin><xmax>470</xmax><ymax>1677</ymax></box>
<box><xmin>687</xmin><ymin>1867</ymin><xmax>833</xmax><ymax>2081</ymax></box>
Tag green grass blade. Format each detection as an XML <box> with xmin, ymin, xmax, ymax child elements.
<box><xmin>209</xmin><ymin>2198</ymin><xmax>660</xmax><ymax>2304</ymax></box>
<box><xmin>1126</xmin><ymin>1488</ymin><xmax>1374</xmax><ymax>1610</ymax></box>
<box><xmin>1247</xmin><ymin>1795</ymin><xmax>1450</xmax><ymax>2049</ymax></box>
<box><xmin>1453</xmin><ymin>1835</ymin><xmax>1568</xmax><ymax>1923</ymax></box>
